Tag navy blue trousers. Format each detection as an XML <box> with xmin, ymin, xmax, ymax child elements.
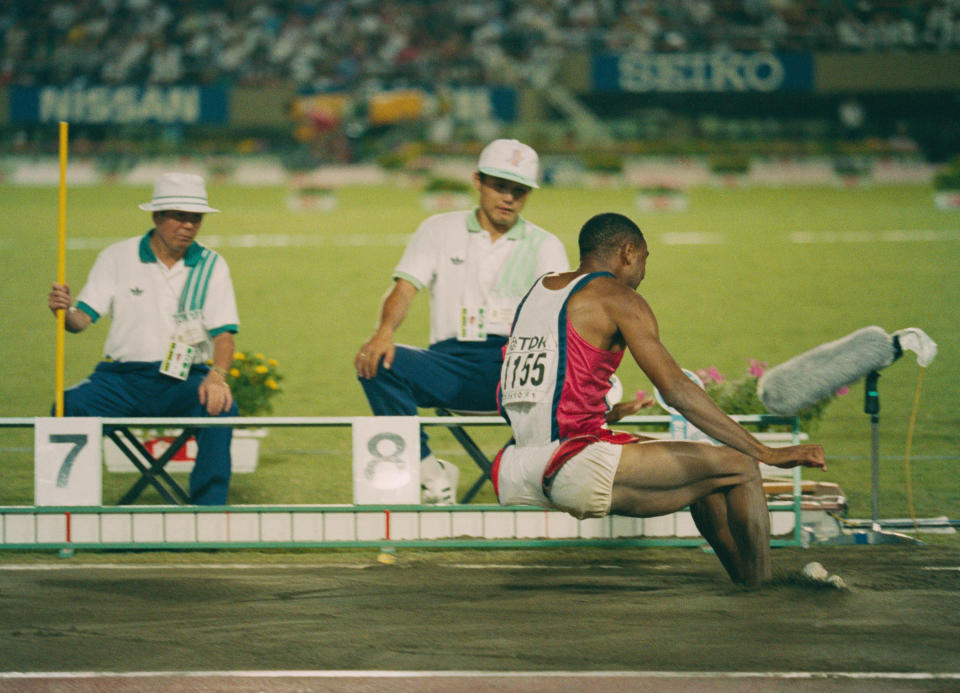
<box><xmin>60</xmin><ymin>361</ymin><xmax>237</xmax><ymax>505</ymax></box>
<box><xmin>358</xmin><ymin>337</ymin><xmax>506</xmax><ymax>459</ymax></box>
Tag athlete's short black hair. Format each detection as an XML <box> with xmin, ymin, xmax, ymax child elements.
<box><xmin>578</xmin><ymin>213</ymin><xmax>645</xmax><ymax>260</ymax></box>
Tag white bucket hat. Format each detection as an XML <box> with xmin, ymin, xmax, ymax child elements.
<box><xmin>138</xmin><ymin>172</ymin><xmax>220</xmax><ymax>213</ymax></box>
<box><xmin>477</xmin><ymin>139</ymin><xmax>539</xmax><ymax>189</ymax></box>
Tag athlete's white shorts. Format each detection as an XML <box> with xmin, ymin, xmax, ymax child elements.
<box><xmin>496</xmin><ymin>440</ymin><xmax>624</xmax><ymax>520</ymax></box>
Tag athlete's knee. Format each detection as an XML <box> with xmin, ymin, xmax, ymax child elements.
<box><xmin>714</xmin><ymin>446</ymin><xmax>761</xmax><ymax>484</ymax></box>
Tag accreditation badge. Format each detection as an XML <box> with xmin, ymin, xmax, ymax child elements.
<box><xmin>458</xmin><ymin>305</ymin><xmax>486</xmax><ymax>342</ymax></box>
<box><xmin>160</xmin><ymin>341</ymin><xmax>195</xmax><ymax>380</ymax></box>
<box><xmin>173</xmin><ymin>310</ymin><xmax>208</xmax><ymax>346</ymax></box>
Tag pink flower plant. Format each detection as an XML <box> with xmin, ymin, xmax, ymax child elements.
<box><xmin>748</xmin><ymin>359</ymin><xmax>767</xmax><ymax>378</ymax></box>
<box><xmin>697</xmin><ymin>366</ymin><xmax>726</xmax><ymax>384</ymax></box>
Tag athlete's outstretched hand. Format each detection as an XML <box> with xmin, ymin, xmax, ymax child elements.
<box><xmin>761</xmin><ymin>444</ymin><xmax>826</xmax><ymax>471</ymax></box>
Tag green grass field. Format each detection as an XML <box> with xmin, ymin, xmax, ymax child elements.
<box><xmin>1</xmin><ymin>181</ymin><xmax>957</xmax><ymax>523</ymax></box>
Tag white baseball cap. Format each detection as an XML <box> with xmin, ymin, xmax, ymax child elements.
<box><xmin>477</xmin><ymin>139</ymin><xmax>539</xmax><ymax>189</ymax></box>
<box><xmin>138</xmin><ymin>172</ymin><xmax>220</xmax><ymax>213</ymax></box>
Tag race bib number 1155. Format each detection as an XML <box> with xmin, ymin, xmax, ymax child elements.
<box><xmin>500</xmin><ymin>334</ymin><xmax>557</xmax><ymax>405</ymax></box>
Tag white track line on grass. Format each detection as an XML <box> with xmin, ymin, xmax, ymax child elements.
<box><xmin>4</xmin><ymin>670</ymin><xmax>960</xmax><ymax>681</ymax></box>
<box><xmin>61</xmin><ymin>228</ymin><xmax>959</xmax><ymax>252</ymax></box>
<box><xmin>790</xmin><ymin>229</ymin><xmax>960</xmax><ymax>244</ymax></box>
<box><xmin>65</xmin><ymin>233</ymin><xmax>412</xmax><ymax>251</ymax></box>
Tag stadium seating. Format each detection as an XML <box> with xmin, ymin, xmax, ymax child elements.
<box><xmin>2</xmin><ymin>0</ymin><xmax>956</xmax><ymax>90</ymax></box>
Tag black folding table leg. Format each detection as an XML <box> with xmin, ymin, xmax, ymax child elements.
<box><xmin>460</xmin><ymin>470</ymin><xmax>490</xmax><ymax>504</ymax></box>
<box><xmin>107</xmin><ymin>429</ymin><xmax>178</xmax><ymax>504</ymax></box>
<box><xmin>111</xmin><ymin>427</ymin><xmax>193</xmax><ymax>505</ymax></box>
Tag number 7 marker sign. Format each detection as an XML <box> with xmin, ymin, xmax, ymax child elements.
<box><xmin>35</xmin><ymin>417</ymin><xmax>102</xmax><ymax>506</ymax></box>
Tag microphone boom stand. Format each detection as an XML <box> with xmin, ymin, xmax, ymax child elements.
<box><xmin>826</xmin><ymin>370</ymin><xmax>920</xmax><ymax>545</ymax></box>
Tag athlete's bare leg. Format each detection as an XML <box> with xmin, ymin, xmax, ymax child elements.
<box><xmin>689</xmin><ymin>491</ymin><xmax>744</xmax><ymax>584</ymax></box>
<box><xmin>609</xmin><ymin>440</ymin><xmax>771</xmax><ymax>586</ymax></box>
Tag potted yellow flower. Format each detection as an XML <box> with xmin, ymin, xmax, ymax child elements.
<box><xmin>226</xmin><ymin>351</ymin><xmax>283</xmax><ymax>417</ymax></box>
<box><xmin>225</xmin><ymin>351</ymin><xmax>283</xmax><ymax>472</ymax></box>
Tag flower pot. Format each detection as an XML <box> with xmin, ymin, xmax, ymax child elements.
<box><xmin>229</xmin><ymin>428</ymin><xmax>267</xmax><ymax>473</ymax></box>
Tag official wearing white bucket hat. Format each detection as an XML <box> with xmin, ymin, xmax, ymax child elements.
<box><xmin>47</xmin><ymin>170</ymin><xmax>238</xmax><ymax>505</ymax></box>
<box><xmin>138</xmin><ymin>172</ymin><xmax>221</xmax><ymax>213</ymax></box>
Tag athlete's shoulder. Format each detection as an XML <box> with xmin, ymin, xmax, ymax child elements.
<box><xmin>578</xmin><ymin>273</ymin><xmax>650</xmax><ymax>311</ymax></box>
<box><xmin>563</xmin><ymin>272</ymin><xmax>621</xmax><ymax>306</ymax></box>
<box><xmin>580</xmin><ymin>272</ymin><xmax>623</xmax><ymax>292</ymax></box>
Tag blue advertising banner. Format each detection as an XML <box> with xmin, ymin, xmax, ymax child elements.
<box><xmin>10</xmin><ymin>85</ymin><xmax>229</xmax><ymax>124</ymax></box>
<box><xmin>592</xmin><ymin>52</ymin><xmax>813</xmax><ymax>93</ymax></box>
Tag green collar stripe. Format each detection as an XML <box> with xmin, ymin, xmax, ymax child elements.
<box><xmin>467</xmin><ymin>209</ymin><xmax>527</xmax><ymax>239</ymax></box>
<box><xmin>138</xmin><ymin>232</ymin><xmax>155</xmax><ymax>262</ymax></box>
<box><xmin>184</xmin><ymin>242</ymin><xmax>204</xmax><ymax>266</ymax></box>
<box><xmin>139</xmin><ymin>230</ymin><xmax>204</xmax><ymax>266</ymax></box>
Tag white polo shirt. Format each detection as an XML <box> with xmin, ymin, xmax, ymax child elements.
<box><xmin>393</xmin><ymin>210</ymin><xmax>569</xmax><ymax>344</ymax></box>
<box><xmin>76</xmin><ymin>231</ymin><xmax>239</xmax><ymax>364</ymax></box>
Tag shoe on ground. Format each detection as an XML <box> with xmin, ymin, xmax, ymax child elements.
<box><xmin>826</xmin><ymin>574</ymin><xmax>847</xmax><ymax>589</ymax></box>
<box><xmin>420</xmin><ymin>454</ymin><xmax>459</xmax><ymax>505</ymax></box>
<box><xmin>801</xmin><ymin>561</ymin><xmax>829</xmax><ymax>582</ymax></box>
<box><xmin>801</xmin><ymin>561</ymin><xmax>847</xmax><ymax>589</ymax></box>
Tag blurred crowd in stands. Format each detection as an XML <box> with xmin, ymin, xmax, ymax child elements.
<box><xmin>2</xmin><ymin>0</ymin><xmax>959</xmax><ymax>91</ymax></box>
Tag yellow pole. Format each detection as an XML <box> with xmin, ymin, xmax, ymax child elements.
<box><xmin>55</xmin><ymin>121</ymin><xmax>68</xmax><ymax>417</ymax></box>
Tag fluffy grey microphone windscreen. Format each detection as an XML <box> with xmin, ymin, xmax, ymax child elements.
<box><xmin>757</xmin><ymin>326</ymin><xmax>897</xmax><ymax>416</ymax></box>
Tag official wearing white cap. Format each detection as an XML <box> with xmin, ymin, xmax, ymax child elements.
<box><xmin>47</xmin><ymin>172</ymin><xmax>239</xmax><ymax>505</ymax></box>
<box><xmin>354</xmin><ymin>139</ymin><xmax>569</xmax><ymax>505</ymax></box>
<box><xmin>476</xmin><ymin>138</ymin><xmax>540</xmax><ymax>189</ymax></box>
